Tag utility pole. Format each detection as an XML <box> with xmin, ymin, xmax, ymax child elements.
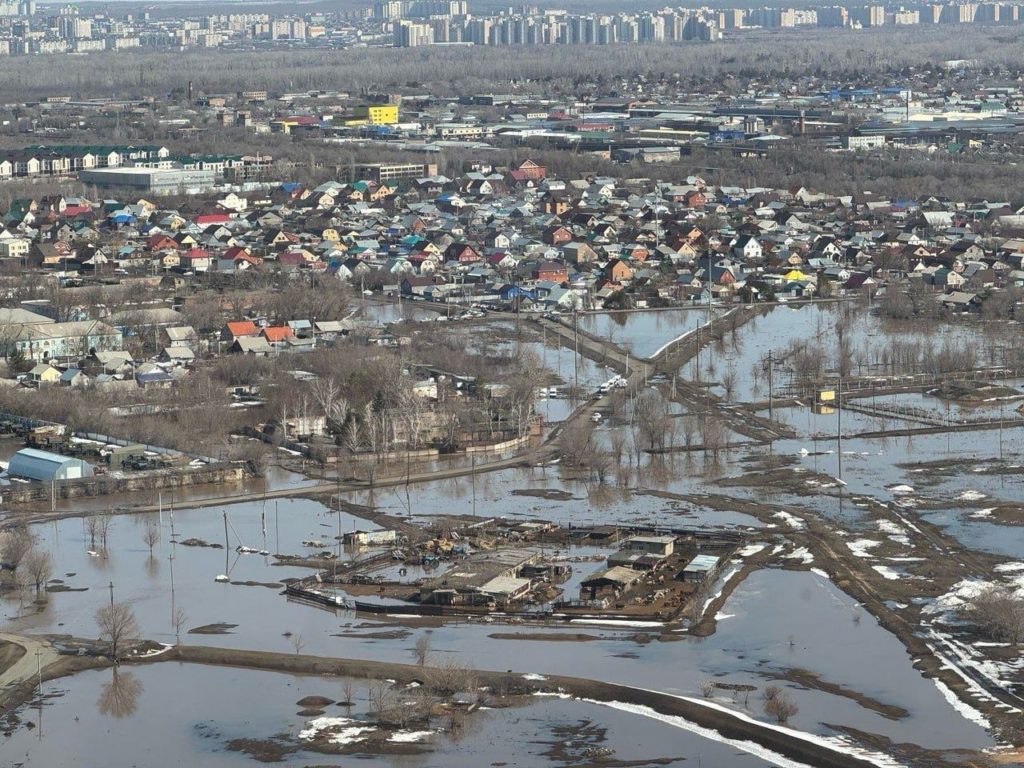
<box><xmin>108</xmin><ymin>581</ymin><xmax>114</xmax><ymax>608</ymax></box>
<box><xmin>573</xmin><ymin>310</ymin><xmax>579</xmax><ymax>390</ymax></box>
<box><xmin>837</xmin><ymin>375</ymin><xmax>843</xmax><ymax>481</ymax></box>
<box><xmin>471</xmin><ymin>453</ymin><xmax>477</xmax><ymax>517</ymax></box>
<box><xmin>767</xmin><ymin>350</ymin><xmax>773</xmax><ymax>421</ymax></box>
<box><xmin>999</xmin><ymin>404</ymin><xmax>1004</xmax><ymax>461</ymax></box>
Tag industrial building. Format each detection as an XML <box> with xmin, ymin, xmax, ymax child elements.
<box><xmin>78</xmin><ymin>166</ymin><xmax>217</xmax><ymax>193</ymax></box>
<box><xmin>8</xmin><ymin>447</ymin><xmax>94</xmax><ymax>482</ymax></box>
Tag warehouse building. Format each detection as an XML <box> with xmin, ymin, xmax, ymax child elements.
<box><xmin>78</xmin><ymin>166</ymin><xmax>217</xmax><ymax>193</ymax></box>
<box><xmin>8</xmin><ymin>448</ymin><xmax>94</xmax><ymax>481</ymax></box>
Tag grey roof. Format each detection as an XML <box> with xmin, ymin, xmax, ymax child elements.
<box><xmin>8</xmin><ymin>447</ymin><xmax>94</xmax><ymax>481</ymax></box>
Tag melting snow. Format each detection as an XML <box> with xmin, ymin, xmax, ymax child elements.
<box><xmin>783</xmin><ymin>547</ymin><xmax>814</xmax><ymax>565</ymax></box>
<box><xmin>736</xmin><ymin>543</ymin><xmax>767</xmax><ymax>558</ymax></box>
<box><xmin>772</xmin><ymin>511</ymin><xmax>806</xmax><ymax>531</ymax></box>
<box><xmin>871</xmin><ymin>565</ymin><xmax>901</xmax><ymax>580</ymax></box>
<box><xmin>957</xmin><ymin>490</ymin><xmax>987</xmax><ymax>502</ymax></box>
<box><xmin>389</xmin><ymin>730</ymin><xmax>433</xmax><ymax>743</ymax></box>
<box><xmin>299</xmin><ymin>717</ymin><xmax>376</xmax><ymax>746</ymax></box>
<box><xmin>847</xmin><ymin>539</ymin><xmax>882</xmax><ymax>558</ymax></box>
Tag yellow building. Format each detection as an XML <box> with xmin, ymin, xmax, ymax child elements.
<box><xmin>344</xmin><ymin>104</ymin><xmax>399</xmax><ymax>126</ymax></box>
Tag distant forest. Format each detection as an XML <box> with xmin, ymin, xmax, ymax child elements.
<box><xmin>1</xmin><ymin>26</ymin><xmax>1023</xmax><ymax>102</ymax></box>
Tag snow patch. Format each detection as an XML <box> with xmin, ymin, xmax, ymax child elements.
<box><xmin>888</xmin><ymin>484</ymin><xmax>914</xmax><ymax>494</ymax></box>
<box><xmin>299</xmin><ymin>717</ymin><xmax>376</xmax><ymax>746</ymax></box>
<box><xmin>930</xmin><ymin>675</ymin><xmax>991</xmax><ymax>729</ymax></box>
<box><xmin>580</xmin><ymin>699</ymin><xmax>816</xmax><ymax>768</ymax></box>
<box><xmin>993</xmin><ymin>562</ymin><xmax>1024</xmax><ymax>574</ymax></box>
<box><xmin>871</xmin><ymin>565</ymin><xmax>902</xmax><ymax>580</ymax></box>
<box><xmin>783</xmin><ymin>547</ymin><xmax>814</xmax><ymax>565</ymax></box>
<box><xmin>847</xmin><ymin>539</ymin><xmax>882</xmax><ymax>558</ymax></box>
<box><xmin>772</xmin><ymin>511</ymin><xmax>806</xmax><ymax>531</ymax></box>
<box><xmin>736</xmin><ymin>543</ymin><xmax>767</xmax><ymax>558</ymax></box>
<box><xmin>388</xmin><ymin>730</ymin><xmax>433</xmax><ymax>743</ymax></box>
<box><xmin>620</xmin><ymin>692</ymin><xmax>912</xmax><ymax>768</ymax></box>
<box><xmin>957</xmin><ymin>490</ymin><xmax>987</xmax><ymax>502</ymax></box>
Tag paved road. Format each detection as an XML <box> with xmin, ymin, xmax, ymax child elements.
<box><xmin>0</xmin><ymin>632</ymin><xmax>57</xmax><ymax>700</ymax></box>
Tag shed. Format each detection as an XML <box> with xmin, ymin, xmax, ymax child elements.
<box><xmin>580</xmin><ymin>566</ymin><xmax>643</xmax><ymax>599</ymax></box>
<box><xmin>8</xmin><ymin>448</ymin><xmax>94</xmax><ymax>482</ymax></box>
<box><xmin>680</xmin><ymin>554</ymin><xmax>720</xmax><ymax>583</ymax></box>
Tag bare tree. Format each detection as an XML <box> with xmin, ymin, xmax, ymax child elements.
<box><xmin>961</xmin><ymin>586</ymin><xmax>1024</xmax><ymax>644</ymax></box>
<box><xmin>0</xmin><ymin>527</ymin><xmax>33</xmax><ymax>570</ymax></box>
<box><xmin>424</xmin><ymin>659</ymin><xmax>477</xmax><ymax>698</ymax></box>
<box><xmin>291</xmin><ymin>633</ymin><xmax>306</xmax><ymax>655</ymax></box>
<box><xmin>413</xmin><ymin>634</ymin><xmax>432</xmax><ymax>667</ymax></box>
<box><xmin>98</xmin><ymin>513</ymin><xmax>114</xmax><ymax>549</ymax></box>
<box><xmin>763</xmin><ymin>687</ymin><xmax>799</xmax><ymax>724</ymax></box>
<box><xmin>23</xmin><ymin>548</ymin><xmax>53</xmax><ymax>597</ymax></box>
<box><xmin>96</xmin><ymin>602</ymin><xmax>140</xmax><ymax>661</ymax></box>
<box><xmin>701</xmin><ymin>416</ymin><xmax>727</xmax><ymax>456</ymax></box>
<box><xmin>721</xmin><ymin>366</ymin><xmax>738</xmax><ymax>402</ymax></box>
<box><xmin>172</xmin><ymin>607</ymin><xmax>188</xmax><ymax>644</ymax></box>
<box><xmin>143</xmin><ymin>524</ymin><xmax>160</xmax><ymax>554</ymax></box>
<box><xmin>86</xmin><ymin>516</ymin><xmax>101</xmax><ymax>548</ymax></box>
<box><xmin>633</xmin><ymin>388</ymin><xmax>671</xmax><ymax>451</ymax></box>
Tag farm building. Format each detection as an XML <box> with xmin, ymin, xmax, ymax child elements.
<box><xmin>419</xmin><ymin>549</ymin><xmax>538</xmax><ymax>607</ymax></box>
<box><xmin>8</xmin><ymin>448</ymin><xmax>94</xmax><ymax>482</ymax></box>
<box><xmin>680</xmin><ymin>554</ymin><xmax>721</xmax><ymax>583</ymax></box>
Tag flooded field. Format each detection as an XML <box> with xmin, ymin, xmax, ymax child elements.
<box><xmin>5</xmin><ymin>662</ymin><xmax>790</xmax><ymax>768</ymax></box>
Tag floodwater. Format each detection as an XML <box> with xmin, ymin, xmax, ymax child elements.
<box><xmin>357</xmin><ymin>300</ymin><xmax>440</xmax><ymax>325</ymax></box>
<box><xmin>4</xmin><ymin>499</ymin><xmax>992</xmax><ymax>755</ymax></box>
<box><xmin>577</xmin><ymin>308</ymin><xmax>714</xmax><ymax>360</ymax></box>
<box><xmin>3</xmin><ymin>301</ymin><xmax>1016</xmax><ymax>763</ymax></box>
<box><xmin>347</xmin><ymin>463</ymin><xmax>764</xmax><ymax>530</ymax></box>
<box><xmin>694</xmin><ymin>302</ymin><xmax>1000</xmax><ymax>404</ymax></box>
<box><xmin>4</xmin><ymin>497</ymin><xmax>370</xmax><ymax>646</ymax></box>
<box><xmin>4</xmin><ymin>662</ymin><xmax>778</xmax><ymax>767</ymax></box>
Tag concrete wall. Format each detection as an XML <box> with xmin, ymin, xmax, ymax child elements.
<box><xmin>3</xmin><ymin>463</ymin><xmax>245</xmax><ymax>504</ymax></box>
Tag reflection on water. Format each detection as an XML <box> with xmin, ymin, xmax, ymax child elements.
<box><xmin>97</xmin><ymin>668</ymin><xmax>143</xmax><ymax>719</ymax></box>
